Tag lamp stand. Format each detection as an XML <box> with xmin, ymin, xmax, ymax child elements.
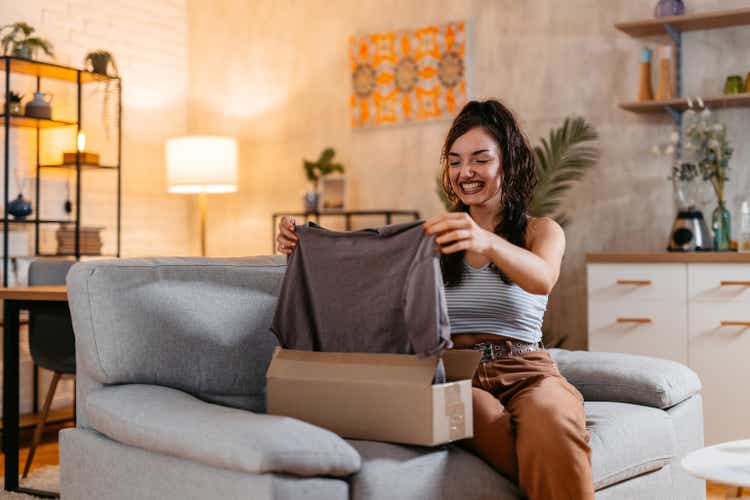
<box><xmin>199</xmin><ymin>192</ymin><xmax>207</xmax><ymax>256</ymax></box>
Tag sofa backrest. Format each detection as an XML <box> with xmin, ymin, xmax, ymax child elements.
<box><xmin>66</xmin><ymin>256</ymin><xmax>286</xmax><ymax>413</ymax></box>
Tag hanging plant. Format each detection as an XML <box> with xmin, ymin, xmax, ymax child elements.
<box><xmin>84</xmin><ymin>50</ymin><xmax>120</xmax><ymax>140</ymax></box>
<box><xmin>0</xmin><ymin>22</ymin><xmax>54</xmax><ymax>60</ymax></box>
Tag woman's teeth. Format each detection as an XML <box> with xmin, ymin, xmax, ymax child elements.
<box><xmin>461</xmin><ymin>182</ymin><xmax>484</xmax><ymax>194</ymax></box>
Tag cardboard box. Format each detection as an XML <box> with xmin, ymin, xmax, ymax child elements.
<box><xmin>266</xmin><ymin>347</ymin><xmax>481</xmax><ymax>446</ymax></box>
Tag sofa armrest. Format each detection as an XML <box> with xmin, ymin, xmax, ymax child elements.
<box><xmin>86</xmin><ymin>384</ymin><xmax>361</xmax><ymax>478</ymax></box>
<box><xmin>548</xmin><ymin>349</ymin><xmax>701</xmax><ymax>409</ymax></box>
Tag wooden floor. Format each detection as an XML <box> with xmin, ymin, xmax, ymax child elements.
<box><xmin>0</xmin><ymin>435</ymin><xmax>742</xmax><ymax>499</ymax></box>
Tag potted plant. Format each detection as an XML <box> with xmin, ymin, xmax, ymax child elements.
<box><xmin>84</xmin><ymin>50</ymin><xmax>120</xmax><ymax>139</ymax></box>
<box><xmin>4</xmin><ymin>91</ymin><xmax>23</xmax><ymax>115</ymax></box>
<box><xmin>0</xmin><ymin>22</ymin><xmax>54</xmax><ymax>60</ymax></box>
<box><xmin>303</xmin><ymin>148</ymin><xmax>345</xmax><ymax>212</ymax></box>
<box><xmin>84</xmin><ymin>49</ymin><xmax>118</xmax><ymax>76</ymax></box>
<box><xmin>681</xmin><ymin>108</ymin><xmax>734</xmax><ymax>251</ymax></box>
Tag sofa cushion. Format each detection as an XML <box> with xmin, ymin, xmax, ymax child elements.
<box><xmin>86</xmin><ymin>384</ymin><xmax>361</xmax><ymax>478</ymax></box>
<box><xmin>346</xmin><ymin>439</ymin><xmax>522</xmax><ymax>500</ymax></box>
<box><xmin>549</xmin><ymin>349</ymin><xmax>701</xmax><ymax>409</ymax></box>
<box><xmin>586</xmin><ymin>401</ymin><xmax>676</xmax><ymax>489</ymax></box>
<box><xmin>67</xmin><ymin>256</ymin><xmax>286</xmax><ymax>413</ymax></box>
<box><xmin>346</xmin><ymin>401</ymin><xmax>675</xmax><ymax>497</ymax></box>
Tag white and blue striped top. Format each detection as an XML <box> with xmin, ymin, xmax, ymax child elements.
<box><xmin>444</xmin><ymin>260</ymin><xmax>548</xmax><ymax>343</ymax></box>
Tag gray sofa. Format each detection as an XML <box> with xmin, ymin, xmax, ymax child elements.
<box><xmin>60</xmin><ymin>256</ymin><xmax>705</xmax><ymax>500</ymax></box>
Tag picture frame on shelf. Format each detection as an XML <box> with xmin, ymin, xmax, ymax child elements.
<box><xmin>318</xmin><ymin>175</ymin><xmax>347</xmax><ymax>212</ymax></box>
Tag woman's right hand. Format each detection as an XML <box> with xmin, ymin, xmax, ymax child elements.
<box><xmin>277</xmin><ymin>216</ymin><xmax>298</xmax><ymax>255</ymax></box>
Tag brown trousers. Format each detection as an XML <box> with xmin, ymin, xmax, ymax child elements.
<box><xmin>459</xmin><ymin>347</ymin><xmax>594</xmax><ymax>500</ymax></box>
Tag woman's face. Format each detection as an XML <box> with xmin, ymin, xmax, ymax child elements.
<box><xmin>447</xmin><ymin>127</ymin><xmax>503</xmax><ymax>208</ymax></box>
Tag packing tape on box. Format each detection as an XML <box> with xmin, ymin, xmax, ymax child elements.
<box><xmin>445</xmin><ymin>383</ymin><xmax>465</xmax><ymax>440</ymax></box>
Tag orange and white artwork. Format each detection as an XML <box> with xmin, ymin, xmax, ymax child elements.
<box><xmin>349</xmin><ymin>21</ymin><xmax>468</xmax><ymax>128</ymax></box>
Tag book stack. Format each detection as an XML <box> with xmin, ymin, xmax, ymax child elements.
<box><xmin>56</xmin><ymin>225</ymin><xmax>103</xmax><ymax>255</ymax></box>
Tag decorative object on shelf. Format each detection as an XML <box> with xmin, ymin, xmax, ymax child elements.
<box><xmin>655</xmin><ymin>45</ymin><xmax>674</xmax><ymax>100</ymax></box>
<box><xmin>739</xmin><ymin>200</ymin><xmax>750</xmax><ymax>253</ymax></box>
<box><xmin>319</xmin><ymin>175</ymin><xmax>348</xmax><ymax>212</ymax></box>
<box><xmin>666</xmin><ymin>162</ymin><xmax>712</xmax><ymax>251</ymax></box>
<box><xmin>4</xmin><ymin>91</ymin><xmax>23</xmax><ymax>115</ymax></box>
<box><xmin>62</xmin><ymin>132</ymin><xmax>100</xmax><ymax>165</ymax></box>
<box><xmin>56</xmin><ymin>225</ymin><xmax>103</xmax><ymax>255</ymax></box>
<box><xmin>638</xmin><ymin>47</ymin><xmax>654</xmax><ymax>102</ymax></box>
<box><xmin>350</xmin><ymin>21</ymin><xmax>467</xmax><ymax>128</ymax></box>
<box><xmin>723</xmin><ymin>75</ymin><xmax>743</xmax><ymax>94</ymax></box>
<box><xmin>682</xmin><ymin>107</ymin><xmax>734</xmax><ymax>251</ymax></box>
<box><xmin>166</xmin><ymin>136</ymin><xmax>238</xmax><ymax>256</ymax></box>
<box><xmin>654</xmin><ymin>0</ymin><xmax>685</xmax><ymax>18</ymax></box>
<box><xmin>0</xmin><ymin>22</ymin><xmax>54</xmax><ymax>59</ymax></box>
<box><xmin>24</xmin><ymin>91</ymin><xmax>52</xmax><ymax>119</ymax></box>
<box><xmin>64</xmin><ymin>169</ymin><xmax>72</xmax><ymax>216</ymax></box>
<box><xmin>84</xmin><ymin>50</ymin><xmax>118</xmax><ymax>76</ymax></box>
<box><xmin>8</xmin><ymin>193</ymin><xmax>32</xmax><ymax>220</ymax></box>
<box><xmin>84</xmin><ymin>50</ymin><xmax>120</xmax><ymax>139</ymax></box>
<box><xmin>303</xmin><ymin>148</ymin><xmax>345</xmax><ymax>212</ymax></box>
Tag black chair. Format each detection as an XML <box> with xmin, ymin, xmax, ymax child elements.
<box><xmin>22</xmin><ymin>258</ymin><xmax>76</xmax><ymax>478</ymax></box>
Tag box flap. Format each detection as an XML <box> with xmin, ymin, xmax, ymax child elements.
<box><xmin>442</xmin><ymin>349</ymin><xmax>482</xmax><ymax>381</ymax></box>
<box><xmin>266</xmin><ymin>348</ymin><xmax>438</xmax><ymax>385</ymax></box>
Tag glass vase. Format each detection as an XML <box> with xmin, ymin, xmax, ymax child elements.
<box><xmin>654</xmin><ymin>0</ymin><xmax>685</xmax><ymax>18</ymax></box>
<box><xmin>712</xmin><ymin>201</ymin><xmax>732</xmax><ymax>251</ymax></box>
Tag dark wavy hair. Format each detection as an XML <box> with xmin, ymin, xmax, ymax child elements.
<box><xmin>439</xmin><ymin>99</ymin><xmax>537</xmax><ymax>287</ymax></box>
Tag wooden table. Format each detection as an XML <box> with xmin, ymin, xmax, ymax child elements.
<box><xmin>1</xmin><ymin>286</ymin><xmax>67</xmax><ymax>498</ymax></box>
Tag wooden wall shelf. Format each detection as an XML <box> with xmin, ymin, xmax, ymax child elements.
<box><xmin>620</xmin><ymin>93</ymin><xmax>750</xmax><ymax>113</ymax></box>
<box><xmin>615</xmin><ymin>8</ymin><xmax>750</xmax><ymax>37</ymax></box>
<box><xmin>0</xmin><ymin>56</ymin><xmax>116</xmax><ymax>83</ymax></box>
<box><xmin>0</xmin><ymin>115</ymin><xmax>75</xmax><ymax>128</ymax></box>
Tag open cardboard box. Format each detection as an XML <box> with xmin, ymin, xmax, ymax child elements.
<box><xmin>266</xmin><ymin>347</ymin><xmax>482</xmax><ymax>446</ymax></box>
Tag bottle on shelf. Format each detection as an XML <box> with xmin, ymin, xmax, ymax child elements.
<box><xmin>655</xmin><ymin>45</ymin><xmax>674</xmax><ymax>100</ymax></box>
<box><xmin>638</xmin><ymin>47</ymin><xmax>654</xmax><ymax>102</ymax></box>
<box><xmin>739</xmin><ymin>200</ymin><xmax>750</xmax><ymax>253</ymax></box>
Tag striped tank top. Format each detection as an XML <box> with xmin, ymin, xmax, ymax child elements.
<box><xmin>444</xmin><ymin>260</ymin><xmax>548</xmax><ymax>343</ymax></box>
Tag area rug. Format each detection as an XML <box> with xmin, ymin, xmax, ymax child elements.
<box><xmin>0</xmin><ymin>466</ymin><xmax>60</xmax><ymax>499</ymax></box>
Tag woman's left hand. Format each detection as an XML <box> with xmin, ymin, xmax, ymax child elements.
<box><xmin>423</xmin><ymin>213</ymin><xmax>496</xmax><ymax>255</ymax></box>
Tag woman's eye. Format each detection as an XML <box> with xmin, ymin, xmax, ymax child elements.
<box><xmin>474</xmin><ymin>159</ymin><xmax>489</xmax><ymax>164</ymax></box>
<box><xmin>449</xmin><ymin>162</ymin><xmax>461</xmax><ymax>167</ymax></box>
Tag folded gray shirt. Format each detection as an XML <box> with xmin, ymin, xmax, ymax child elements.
<box><xmin>271</xmin><ymin>220</ymin><xmax>453</xmax><ymax>359</ymax></box>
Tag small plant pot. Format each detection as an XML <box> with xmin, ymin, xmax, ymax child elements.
<box><xmin>303</xmin><ymin>191</ymin><xmax>319</xmax><ymax>212</ymax></box>
<box><xmin>12</xmin><ymin>46</ymin><xmax>32</xmax><ymax>59</ymax></box>
<box><xmin>88</xmin><ymin>53</ymin><xmax>110</xmax><ymax>75</ymax></box>
<box><xmin>3</xmin><ymin>102</ymin><xmax>22</xmax><ymax>115</ymax></box>
<box><xmin>8</xmin><ymin>194</ymin><xmax>32</xmax><ymax>220</ymax></box>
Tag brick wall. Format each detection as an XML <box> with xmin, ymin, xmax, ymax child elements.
<box><xmin>0</xmin><ymin>0</ymin><xmax>194</xmax><ymax>412</ymax></box>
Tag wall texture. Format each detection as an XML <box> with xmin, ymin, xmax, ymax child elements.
<box><xmin>188</xmin><ymin>0</ymin><xmax>750</xmax><ymax>350</ymax></box>
<box><xmin>0</xmin><ymin>0</ymin><xmax>193</xmax><ymax>412</ymax></box>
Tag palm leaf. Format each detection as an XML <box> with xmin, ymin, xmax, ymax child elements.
<box><xmin>529</xmin><ymin>117</ymin><xmax>599</xmax><ymax>226</ymax></box>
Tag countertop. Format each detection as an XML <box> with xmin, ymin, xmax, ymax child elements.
<box><xmin>586</xmin><ymin>252</ymin><xmax>750</xmax><ymax>263</ymax></box>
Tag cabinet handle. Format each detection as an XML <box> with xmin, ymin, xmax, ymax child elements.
<box><xmin>720</xmin><ymin>321</ymin><xmax>750</xmax><ymax>327</ymax></box>
<box><xmin>616</xmin><ymin>279</ymin><xmax>652</xmax><ymax>286</ymax></box>
<box><xmin>616</xmin><ymin>317</ymin><xmax>653</xmax><ymax>324</ymax></box>
<box><xmin>720</xmin><ymin>281</ymin><xmax>750</xmax><ymax>287</ymax></box>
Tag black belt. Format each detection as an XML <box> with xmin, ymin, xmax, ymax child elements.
<box><xmin>457</xmin><ymin>339</ymin><xmax>541</xmax><ymax>362</ymax></box>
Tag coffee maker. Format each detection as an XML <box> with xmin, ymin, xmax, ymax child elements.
<box><xmin>668</xmin><ymin>209</ymin><xmax>712</xmax><ymax>251</ymax></box>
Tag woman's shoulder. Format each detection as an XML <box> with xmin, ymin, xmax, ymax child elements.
<box><xmin>525</xmin><ymin>216</ymin><xmax>564</xmax><ymax>248</ymax></box>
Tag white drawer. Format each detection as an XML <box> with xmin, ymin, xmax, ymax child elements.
<box><xmin>688</xmin><ymin>263</ymin><xmax>750</xmax><ymax>304</ymax></box>
<box><xmin>588</xmin><ymin>301</ymin><xmax>687</xmax><ymax>364</ymax></box>
<box><xmin>588</xmin><ymin>263</ymin><xmax>686</xmax><ymax>303</ymax></box>
<box><xmin>688</xmin><ymin>302</ymin><xmax>750</xmax><ymax>444</ymax></box>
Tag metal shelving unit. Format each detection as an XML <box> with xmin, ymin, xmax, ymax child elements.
<box><xmin>1</xmin><ymin>56</ymin><xmax>122</xmax><ymax>286</ymax></box>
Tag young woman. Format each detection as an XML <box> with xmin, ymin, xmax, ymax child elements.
<box><xmin>276</xmin><ymin>100</ymin><xmax>594</xmax><ymax>500</ymax></box>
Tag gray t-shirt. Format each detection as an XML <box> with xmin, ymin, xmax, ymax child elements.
<box><xmin>271</xmin><ymin>220</ymin><xmax>453</xmax><ymax>359</ymax></box>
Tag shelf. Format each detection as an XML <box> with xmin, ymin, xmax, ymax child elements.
<box><xmin>619</xmin><ymin>93</ymin><xmax>750</xmax><ymax>114</ymax></box>
<box><xmin>615</xmin><ymin>8</ymin><xmax>750</xmax><ymax>37</ymax></box>
<box><xmin>588</xmin><ymin>252</ymin><xmax>750</xmax><ymax>263</ymax></box>
<box><xmin>40</xmin><ymin>163</ymin><xmax>118</xmax><ymax>170</ymax></box>
<box><xmin>2</xmin><ymin>219</ymin><xmax>73</xmax><ymax>224</ymax></box>
<box><xmin>0</xmin><ymin>56</ymin><xmax>118</xmax><ymax>84</ymax></box>
<box><xmin>38</xmin><ymin>253</ymin><xmax>116</xmax><ymax>258</ymax></box>
<box><xmin>0</xmin><ymin>114</ymin><xmax>75</xmax><ymax>129</ymax></box>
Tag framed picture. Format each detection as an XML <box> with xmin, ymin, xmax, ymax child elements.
<box><xmin>318</xmin><ymin>175</ymin><xmax>348</xmax><ymax>212</ymax></box>
<box><xmin>349</xmin><ymin>20</ymin><xmax>469</xmax><ymax>129</ymax></box>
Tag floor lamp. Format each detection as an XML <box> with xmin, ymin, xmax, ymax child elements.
<box><xmin>166</xmin><ymin>136</ymin><xmax>238</xmax><ymax>256</ymax></box>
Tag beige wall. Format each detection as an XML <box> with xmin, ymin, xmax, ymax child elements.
<box><xmin>191</xmin><ymin>0</ymin><xmax>750</xmax><ymax>350</ymax></box>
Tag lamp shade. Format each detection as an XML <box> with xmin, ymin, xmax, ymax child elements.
<box><xmin>166</xmin><ymin>136</ymin><xmax>238</xmax><ymax>194</ymax></box>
